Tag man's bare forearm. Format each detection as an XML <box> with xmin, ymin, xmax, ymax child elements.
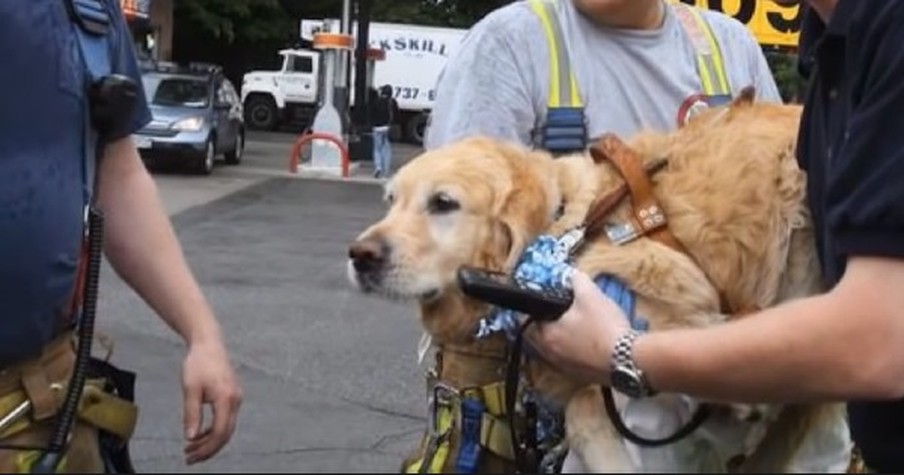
<box><xmin>634</xmin><ymin>258</ymin><xmax>904</xmax><ymax>404</ymax></box>
<box><xmin>96</xmin><ymin>138</ymin><xmax>222</xmax><ymax>346</ymax></box>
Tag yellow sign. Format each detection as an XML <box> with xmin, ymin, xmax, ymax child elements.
<box><xmin>670</xmin><ymin>0</ymin><xmax>801</xmax><ymax>49</ymax></box>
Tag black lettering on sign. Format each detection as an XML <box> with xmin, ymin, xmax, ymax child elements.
<box><xmin>707</xmin><ymin>0</ymin><xmax>754</xmax><ymax>24</ymax></box>
<box><xmin>766</xmin><ymin>4</ymin><xmax>801</xmax><ymax>34</ymax></box>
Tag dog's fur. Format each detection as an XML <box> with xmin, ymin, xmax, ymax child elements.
<box><xmin>347</xmin><ymin>95</ymin><xmax>853</xmax><ymax>472</ymax></box>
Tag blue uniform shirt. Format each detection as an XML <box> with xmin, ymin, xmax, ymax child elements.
<box><xmin>797</xmin><ymin>1</ymin><xmax>904</xmax><ymax>471</ymax></box>
<box><xmin>0</xmin><ymin>0</ymin><xmax>151</xmax><ymax>365</ymax></box>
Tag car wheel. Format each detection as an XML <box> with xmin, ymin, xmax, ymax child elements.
<box><xmin>194</xmin><ymin>139</ymin><xmax>215</xmax><ymax>175</ymax></box>
<box><xmin>224</xmin><ymin>131</ymin><xmax>244</xmax><ymax>165</ymax></box>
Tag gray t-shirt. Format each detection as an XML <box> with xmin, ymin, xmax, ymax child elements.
<box><xmin>424</xmin><ymin>0</ymin><xmax>783</xmax><ymax>151</ymax></box>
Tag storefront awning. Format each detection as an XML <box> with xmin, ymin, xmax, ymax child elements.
<box><xmin>121</xmin><ymin>0</ymin><xmax>150</xmax><ymax>19</ymax></box>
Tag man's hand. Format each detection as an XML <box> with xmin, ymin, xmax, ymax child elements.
<box><xmin>99</xmin><ymin>138</ymin><xmax>244</xmax><ymax>464</ymax></box>
<box><xmin>182</xmin><ymin>338</ymin><xmax>243</xmax><ymax>465</ymax></box>
<box><xmin>525</xmin><ymin>270</ymin><xmax>631</xmax><ymax>386</ymax></box>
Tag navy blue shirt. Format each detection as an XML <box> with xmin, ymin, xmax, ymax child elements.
<box><xmin>797</xmin><ymin>0</ymin><xmax>904</xmax><ymax>471</ymax></box>
<box><xmin>0</xmin><ymin>0</ymin><xmax>151</xmax><ymax>364</ymax></box>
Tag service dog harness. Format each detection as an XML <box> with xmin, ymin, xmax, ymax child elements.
<box><xmin>476</xmin><ymin>133</ymin><xmax>758</xmax><ymax>473</ymax></box>
<box><xmin>403</xmin><ymin>4</ymin><xmax>737</xmax><ymax>473</ymax></box>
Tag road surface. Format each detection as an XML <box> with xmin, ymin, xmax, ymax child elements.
<box><xmin>95</xmin><ymin>132</ymin><xmax>431</xmax><ymax>472</ymax></box>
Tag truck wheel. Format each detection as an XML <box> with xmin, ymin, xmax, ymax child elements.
<box><xmin>405</xmin><ymin>112</ymin><xmax>429</xmax><ymax>146</ymax></box>
<box><xmin>244</xmin><ymin>95</ymin><xmax>279</xmax><ymax>131</ymax></box>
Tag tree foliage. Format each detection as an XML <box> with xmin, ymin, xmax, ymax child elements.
<box><xmin>371</xmin><ymin>0</ymin><xmax>511</xmax><ymax>27</ymax></box>
<box><xmin>175</xmin><ymin>0</ymin><xmax>292</xmax><ymax>44</ymax></box>
<box><xmin>765</xmin><ymin>51</ymin><xmax>805</xmax><ymax>103</ymax></box>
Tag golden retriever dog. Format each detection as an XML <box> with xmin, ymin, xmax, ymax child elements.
<box><xmin>346</xmin><ymin>92</ymin><xmax>854</xmax><ymax>473</ymax></box>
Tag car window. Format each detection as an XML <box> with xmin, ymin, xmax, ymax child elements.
<box><xmin>216</xmin><ymin>81</ymin><xmax>230</xmax><ymax>105</ymax></box>
<box><xmin>224</xmin><ymin>81</ymin><xmax>239</xmax><ymax>104</ymax></box>
<box><xmin>142</xmin><ymin>75</ymin><xmax>210</xmax><ymax>108</ymax></box>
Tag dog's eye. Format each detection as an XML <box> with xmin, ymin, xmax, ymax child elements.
<box><xmin>427</xmin><ymin>192</ymin><xmax>460</xmax><ymax>214</ymax></box>
<box><xmin>384</xmin><ymin>192</ymin><xmax>395</xmax><ymax>205</ymax></box>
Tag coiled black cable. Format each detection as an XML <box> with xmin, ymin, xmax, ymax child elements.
<box><xmin>31</xmin><ymin>206</ymin><xmax>104</xmax><ymax>473</ymax></box>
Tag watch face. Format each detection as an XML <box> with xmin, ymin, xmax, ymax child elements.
<box><xmin>612</xmin><ymin>367</ymin><xmax>644</xmax><ymax>398</ymax></box>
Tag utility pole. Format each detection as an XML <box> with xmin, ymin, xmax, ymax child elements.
<box><xmin>349</xmin><ymin>0</ymin><xmax>374</xmax><ymax>163</ymax></box>
<box><xmin>336</xmin><ymin>0</ymin><xmax>352</xmax><ymax>133</ymax></box>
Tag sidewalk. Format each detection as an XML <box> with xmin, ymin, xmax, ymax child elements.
<box><xmin>295</xmin><ymin>142</ymin><xmax>424</xmax><ymax>183</ymax></box>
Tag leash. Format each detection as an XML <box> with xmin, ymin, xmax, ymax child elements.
<box><xmin>497</xmin><ymin>135</ymin><xmax>719</xmax><ymax>471</ymax></box>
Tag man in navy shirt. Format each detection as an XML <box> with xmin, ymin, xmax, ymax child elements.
<box><xmin>0</xmin><ymin>0</ymin><xmax>242</xmax><ymax>470</ymax></box>
<box><xmin>523</xmin><ymin>0</ymin><xmax>904</xmax><ymax>472</ymax></box>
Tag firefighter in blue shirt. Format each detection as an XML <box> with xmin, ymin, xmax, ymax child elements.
<box><xmin>0</xmin><ymin>0</ymin><xmax>242</xmax><ymax>472</ymax></box>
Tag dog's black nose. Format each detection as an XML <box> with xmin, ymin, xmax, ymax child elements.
<box><xmin>349</xmin><ymin>237</ymin><xmax>388</xmax><ymax>273</ymax></box>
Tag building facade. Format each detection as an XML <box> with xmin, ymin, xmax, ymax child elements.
<box><xmin>121</xmin><ymin>0</ymin><xmax>173</xmax><ymax>61</ymax></box>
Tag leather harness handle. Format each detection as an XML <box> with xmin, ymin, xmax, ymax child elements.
<box><xmin>585</xmin><ymin>134</ymin><xmax>748</xmax><ymax>315</ymax></box>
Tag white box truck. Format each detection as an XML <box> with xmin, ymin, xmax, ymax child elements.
<box><xmin>239</xmin><ymin>19</ymin><xmax>467</xmax><ymax>145</ymax></box>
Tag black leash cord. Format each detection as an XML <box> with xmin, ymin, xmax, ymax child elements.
<box><xmin>504</xmin><ymin>316</ymin><xmax>713</xmax><ymax>474</ymax></box>
<box><xmin>601</xmin><ymin>385</ymin><xmax>712</xmax><ymax>447</ymax></box>
<box><xmin>505</xmin><ymin>315</ymin><xmax>540</xmax><ymax>474</ymax></box>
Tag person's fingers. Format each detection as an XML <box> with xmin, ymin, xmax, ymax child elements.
<box><xmin>183</xmin><ymin>383</ymin><xmax>203</xmax><ymax>441</ymax></box>
<box><xmin>186</xmin><ymin>390</ymin><xmax>241</xmax><ymax>464</ymax></box>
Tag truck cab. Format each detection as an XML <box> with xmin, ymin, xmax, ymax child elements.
<box><xmin>241</xmin><ymin>49</ymin><xmax>321</xmax><ymax>131</ymax></box>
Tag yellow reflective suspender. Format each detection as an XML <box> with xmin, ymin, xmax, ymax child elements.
<box><xmin>672</xmin><ymin>3</ymin><xmax>732</xmax><ymax>97</ymax></box>
<box><xmin>528</xmin><ymin>0</ymin><xmax>588</xmax><ymax>155</ymax></box>
<box><xmin>528</xmin><ymin>0</ymin><xmax>583</xmax><ymax>109</ymax></box>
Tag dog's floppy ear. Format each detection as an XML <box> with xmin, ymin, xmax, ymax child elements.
<box><xmin>731</xmin><ymin>85</ymin><xmax>756</xmax><ymax>108</ymax></box>
<box><xmin>486</xmin><ymin>145</ymin><xmax>556</xmax><ymax>272</ymax></box>
<box><xmin>496</xmin><ymin>192</ymin><xmax>542</xmax><ymax>271</ymax></box>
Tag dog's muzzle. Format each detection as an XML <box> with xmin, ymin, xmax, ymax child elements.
<box><xmin>348</xmin><ymin>236</ymin><xmax>390</xmax><ymax>290</ymax></box>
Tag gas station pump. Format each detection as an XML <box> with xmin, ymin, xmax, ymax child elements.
<box><xmin>306</xmin><ymin>30</ymin><xmax>354</xmax><ymax>174</ymax></box>
<box><xmin>290</xmin><ymin>0</ymin><xmax>384</xmax><ymax>176</ymax></box>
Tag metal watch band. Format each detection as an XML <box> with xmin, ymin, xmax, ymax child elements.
<box><xmin>612</xmin><ymin>329</ymin><xmax>641</xmax><ymax>370</ymax></box>
<box><xmin>610</xmin><ymin>329</ymin><xmax>656</xmax><ymax>397</ymax></box>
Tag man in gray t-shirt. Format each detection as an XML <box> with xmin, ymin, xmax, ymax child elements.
<box><xmin>424</xmin><ymin>0</ymin><xmax>782</xmax><ymax>151</ymax></box>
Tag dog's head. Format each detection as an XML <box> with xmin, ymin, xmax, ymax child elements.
<box><xmin>347</xmin><ymin>136</ymin><xmax>564</xmax><ymax>339</ymax></box>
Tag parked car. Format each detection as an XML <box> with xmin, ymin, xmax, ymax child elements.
<box><xmin>133</xmin><ymin>62</ymin><xmax>245</xmax><ymax>175</ymax></box>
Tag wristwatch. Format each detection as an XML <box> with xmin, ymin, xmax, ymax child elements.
<box><xmin>610</xmin><ymin>329</ymin><xmax>657</xmax><ymax>398</ymax></box>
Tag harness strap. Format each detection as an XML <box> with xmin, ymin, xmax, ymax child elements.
<box><xmin>479</xmin><ymin>412</ymin><xmax>514</xmax><ymax>461</ymax></box>
<box><xmin>528</xmin><ymin>0</ymin><xmax>587</xmax><ymax>155</ymax></box>
<box><xmin>63</xmin><ymin>0</ymin><xmax>115</xmax><ymax>320</ymax></box>
<box><xmin>455</xmin><ymin>397</ymin><xmax>484</xmax><ymax>473</ymax></box>
<box><xmin>672</xmin><ymin>3</ymin><xmax>731</xmax><ymax>98</ymax></box>
<box><xmin>528</xmin><ymin>0</ymin><xmax>582</xmax><ymax>110</ymax></box>
<box><xmin>591</xmin><ymin>135</ymin><xmax>680</xmax><ymax>251</ymax></box>
<box><xmin>587</xmin><ymin>133</ymin><xmax>744</xmax><ymax>314</ymax></box>
<box><xmin>65</xmin><ymin>0</ymin><xmax>114</xmax><ymax>204</ymax></box>
<box><xmin>0</xmin><ymin>382</ymin><xmax>138</xmax><ymax>443</ymax></box>
<box><xmin>404</xmin><ymin>367</ymin><xmax>518</xmax><ymax>474</ymax></box>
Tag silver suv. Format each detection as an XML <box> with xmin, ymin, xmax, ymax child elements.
<box><xmin>133</xmin><ymin>62</ymin><xmax>245</xmax><ymax>175</ymax></box>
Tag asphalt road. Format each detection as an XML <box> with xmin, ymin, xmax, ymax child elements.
<box><xmin>94</xmin><ymin>132</ymin><xmax>431</xmax><ymax>472</ymax></box>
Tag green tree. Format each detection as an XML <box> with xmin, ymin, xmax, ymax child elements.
<box><xmin>764</xmin><ymin>50</ymin><xmax>804</xmax><ymax>103</ymax></box>
<box><xmin>371</xmin><ymin>0</ymin><xmax>511</xmax><ymax>27</ymax></box>
<box><xmin>176</xmin><ymin>0</ymin><xmax>293</xmax><ymax>44</ymax></box>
